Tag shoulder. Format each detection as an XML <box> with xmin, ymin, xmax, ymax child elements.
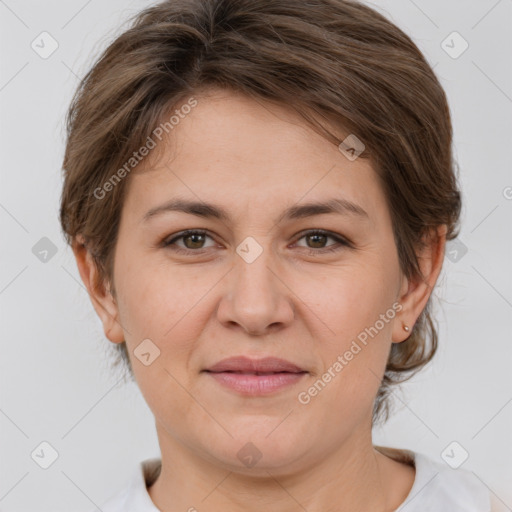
<box><xmin>87</xmin><ymin>458</ymin><xmax>162</xmax><ymax>512</ymax></box>
<box><xmin>376</xmin><ymin>446</ymin><xmax>491</xmax><ymax>512</ymax></box>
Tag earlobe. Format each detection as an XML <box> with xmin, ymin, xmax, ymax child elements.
<box><xmin>392</xmin><ymin>225</ymin><xmax>447</xmax><ymax>344</ymax></box>
<box><xmin>72</xmin><ymin>236</ymin><xmax>125</xmax><ymax>344</ymax></box>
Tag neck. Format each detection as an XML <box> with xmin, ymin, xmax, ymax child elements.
<box><xmin>147</xmin><ymin>423</ymin><xmax>407</xmax><ymax>512</ymax></box>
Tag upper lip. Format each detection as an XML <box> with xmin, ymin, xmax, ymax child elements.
<box><xmin>205</xmin><ymin>356</ymin><xmax>306</xmax><ymax>373</ymax></box>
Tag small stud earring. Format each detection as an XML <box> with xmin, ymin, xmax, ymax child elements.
<box><xmin>403</xmin><ymin>325</ymin><xmax>410</xmax><ymax>332</ymax></box>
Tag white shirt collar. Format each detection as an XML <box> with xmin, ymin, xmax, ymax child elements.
<box><xmin>96</xmin><ymin>450</ymin><xmax>491</xmax><ymax>511</ymax></box>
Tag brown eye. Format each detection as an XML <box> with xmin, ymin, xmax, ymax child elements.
<box><xmin>305</xmin><ymin>233</ymin><xmax>329</xmax><ymax>248</ymax></box>
<box><xmin>294</xmin><ymin>229</ymin><xmax>350</xmax><ymax>255</ymax></box>
<box><xmin>182</xmin><ymin>232</ymin><xmax>207</xmax><ymax>249</ymax></box>
<box><xmin>163</xmin><ymin>230</ymin><xmax>216</xmax><ymax>252</ymax></box>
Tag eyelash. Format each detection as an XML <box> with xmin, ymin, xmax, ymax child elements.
<box><xmin>162</xmin><ymin>229</ymin><xmax>351</xmax><ymax>256</ymax></box>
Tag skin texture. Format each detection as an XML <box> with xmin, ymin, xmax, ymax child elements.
<box><xmin>74</xmin><ymin>88</ymin><xmax>446</xmax><ymax>512</ymax></box>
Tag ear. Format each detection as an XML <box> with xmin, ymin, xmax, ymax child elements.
<box><xmin>392</xmin><ymin>225</ymin><xmax>447</xmax><ymax>343</ymax></box>
<box><xmin>72</xmin><ymin>235</ymin><xmax>125</xmax><ymax>344</ymax></box>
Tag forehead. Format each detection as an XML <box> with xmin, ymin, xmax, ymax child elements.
<box><xmin>123</xmin><ymin>89</ymin><xmax>387</xmax><ymax>226</ymax></box>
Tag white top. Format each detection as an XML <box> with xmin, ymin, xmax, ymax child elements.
<box><xmin>93</xmin><ymin>448</ymin><xmax>491</xmax><ymax>512</ymax></box>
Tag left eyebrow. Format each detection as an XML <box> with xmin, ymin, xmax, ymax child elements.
<box><xmin>142</xmin><ymin>197</ymin><xmax>369</xmax><ymax>224</ymax></box>
<box><xmin>278</xmin><ymin>198</ymin><xmax>369</xmax><ymax>222</ymax></box>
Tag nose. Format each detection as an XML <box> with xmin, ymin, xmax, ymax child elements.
<box><xmin>216</xmin><ymin>243</ymin><xmax>295</xmax><ymax>336</ymax></box>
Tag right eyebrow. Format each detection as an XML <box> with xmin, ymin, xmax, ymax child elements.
<box><xmin>142</xmin><ymin>199</ymin><xmax>231</xmax><ymax>223</ymax></box>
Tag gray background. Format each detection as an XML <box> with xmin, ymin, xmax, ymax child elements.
<box><xmin>1</xmin><ymin>0</ymin><xmax>511</xmax><ymax>510</ymax></box>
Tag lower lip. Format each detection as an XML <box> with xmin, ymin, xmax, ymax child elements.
<box><xmin>205</xmin><ymin>371</ymin><xmax>307</xmax><ymax>395</ymax></box>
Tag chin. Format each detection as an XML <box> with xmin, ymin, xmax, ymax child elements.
<box><xmin>205</xmin><ymin>423</ymin><xmax>309</xmax><ymax>474</ymax></box>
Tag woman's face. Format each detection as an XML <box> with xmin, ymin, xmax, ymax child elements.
<box><xmin>87</xmin><ymin>89</ymin><xmax>429</xmax><ymax>474</ymax></box>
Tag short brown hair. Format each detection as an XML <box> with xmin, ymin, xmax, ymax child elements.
<box><xmin>60</xmin><ymin>0</ymin><xmax>461</xmax><ymax>425</ymax></box>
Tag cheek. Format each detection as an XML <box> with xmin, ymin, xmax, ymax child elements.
<box><xmin>115</xmin><ymin>252</ymin><xmax>205</xmax><ymax>340</ymax></box>
<box><xmin>114</xmin><ymin>262</ymin><xmax>206</xmax><ymax>425</ymax></box>
<box><xmin>297</xmin><ymin>262</ymin><xmax>398</xmax><ymax>347</ymax></box>
<box><xmin>311</xmin><ymin>258</ymin><xmax>399</xmax><ymax>408</ymax></box>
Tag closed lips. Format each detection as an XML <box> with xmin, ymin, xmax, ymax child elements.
<box><xmin>205</xmin><ymin>356</ymin><xmax>307</xmax><ymax>374</ymax></box>
<box><xmin>210</xmin><ymin>370</ymin><xmax>303</xmax><ymax>375</ymax></box>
